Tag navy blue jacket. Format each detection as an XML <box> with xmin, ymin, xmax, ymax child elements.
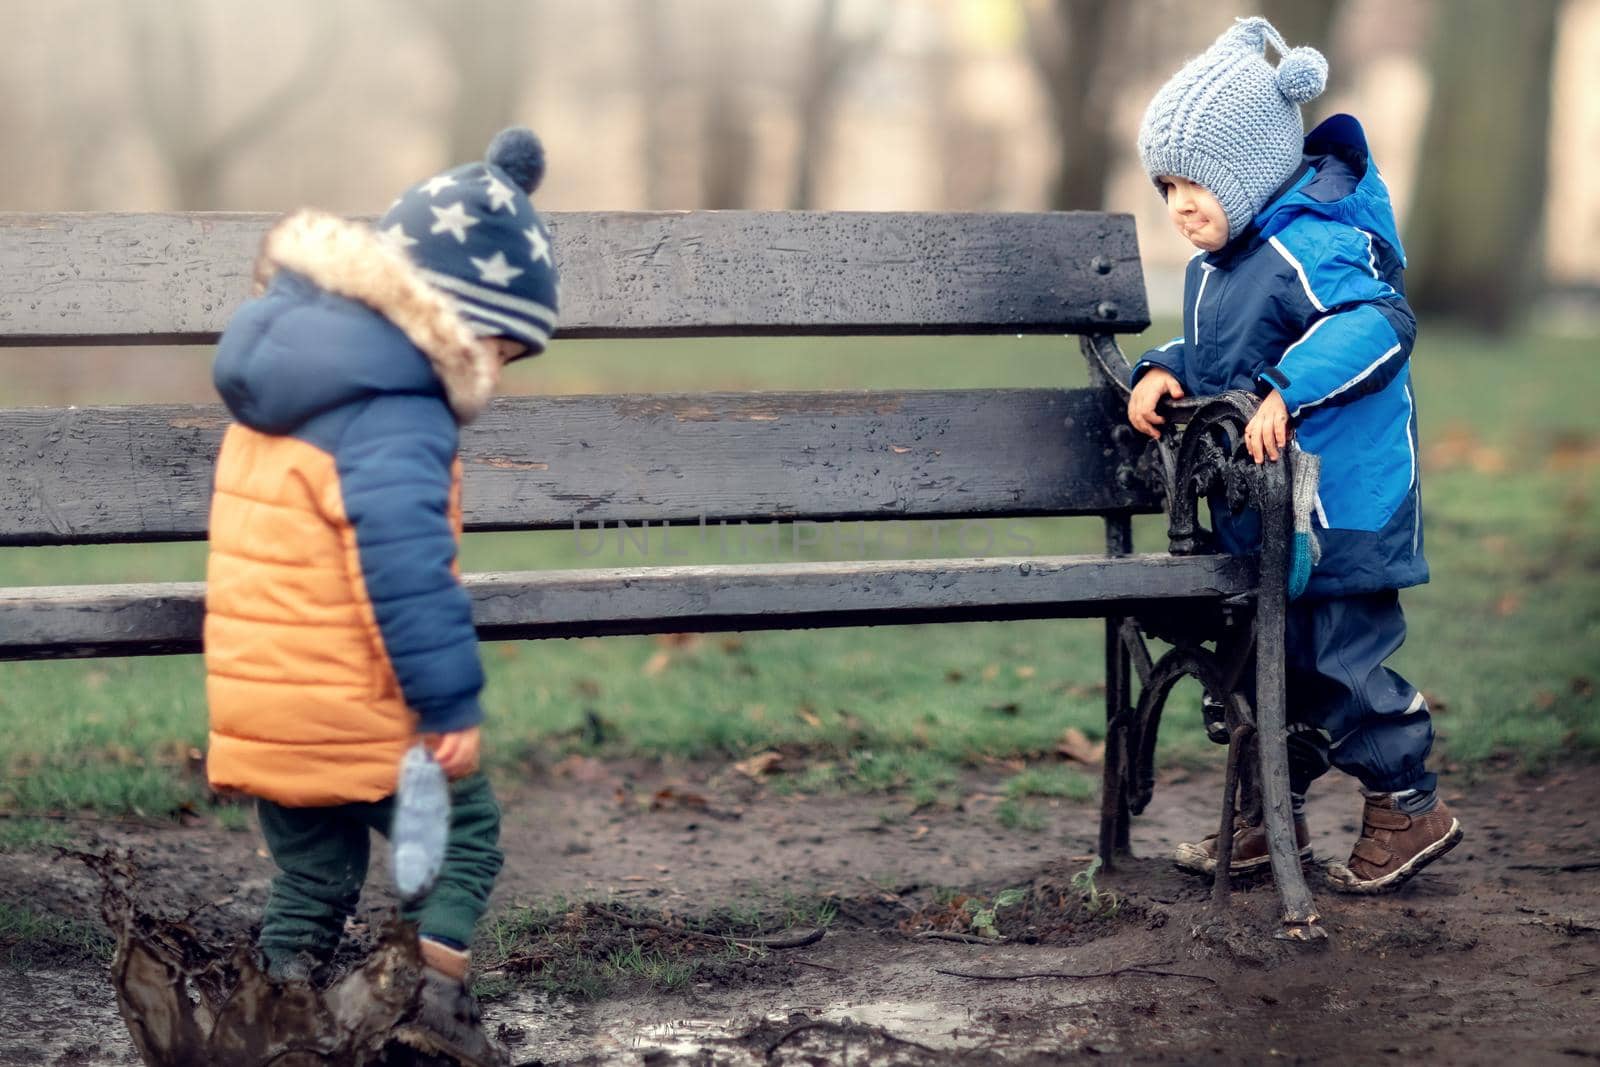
<box><xmin>206</xmin><ymin>212</ymin><xmax>508</xmax><ymax>807</ymax></box>
<box><xmin>1133</xmin><ymin>115</ymin><xmax>1427</xmax><ymax>598</ymax></box>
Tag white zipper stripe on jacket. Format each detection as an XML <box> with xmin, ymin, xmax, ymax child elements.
<box><xmin>1289</xmin><ymin>341</ymin><xmax>1403</xmax><ymax>419</ymax></box>
<box><xmin>1193</xmin><ymin>263</ymin><xmax>1216</xmax><ymax>353</ymax></box>
<box><xmin>1356</xmin><ymin>228</ymin><xmax>1380</xmax><ymax>279</ymax></box>
<box><xmin>1313</xmin><ymin>492</ymin><xmax>1328</xmax><ymax>528</ymax></box>
<box><xmin>1404</xmin><ymin>382</ymin><xmax>1420</xmax><ymax>553</ymax></box>
<box><xmin>1268</xmin><ymin>236</ymin><xmax>1328</xmax><ymax>313</ymax></box>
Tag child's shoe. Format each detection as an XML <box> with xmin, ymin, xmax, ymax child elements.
<box><xmin>395</xmin><ymin>940</ymin><xmax>510</xmax><ymax>1067</ymax></box>
<box><xmin>1326</xmin><ymin>792</ymin><xmax>1463</xmax><ymax>894</ymax></box>
<box><xmin>264</xmin><ymin>949</ymin><xmax>322</xmax><ymax>984</ymax></box>
<box><xmin>1174</xmin><ymin>813</ymin><xmax>1312</xmax><ymax>875</ymax></box>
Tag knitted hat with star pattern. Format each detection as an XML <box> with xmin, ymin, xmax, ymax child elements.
<box><xmin>378</xmin><ymin>127</ymin><xmax>558</xmax><ymax>356</ymax></box>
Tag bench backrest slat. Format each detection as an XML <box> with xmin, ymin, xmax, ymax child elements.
<box><xmin>0</xmin><ymin>211</ymin><xmax>1149</xmax><ymax>344</ymax></box>
<box><xmin>0</xmin><ymin>388</ymin><xmax>1155</xmax><ymax>546</ymax></box>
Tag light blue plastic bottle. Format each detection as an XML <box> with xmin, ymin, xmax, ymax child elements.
<box><xmin>391</xmin><ymin>743</ymin><xmax>450</xmax><ymax>900</ymax></box>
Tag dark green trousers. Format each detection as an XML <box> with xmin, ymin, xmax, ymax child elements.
<box><xmin>255</xmin><ymin>772</ymin><xmax>503</xmax><ymax>966</ymax></box>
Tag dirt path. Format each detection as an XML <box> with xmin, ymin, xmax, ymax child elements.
<box><xmin>4</xmin><ymin>760</ymin><xmax>1599</xmax><ymax>1065</ymax></box>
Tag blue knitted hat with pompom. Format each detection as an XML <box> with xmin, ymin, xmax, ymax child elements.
<box><xmin>378</xmin><ymin>127</ymin><xmax>558</xmax><ymax>356</ymax></box>
<box><xmin>1138</xmin><ymin>17</ymin><xmax>1328</xmax><ymax>239</ymax></box>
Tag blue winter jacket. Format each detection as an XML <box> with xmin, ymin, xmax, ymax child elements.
<box><xmin>1132</xmin><ymin>115</ymin><xmax>1426</xmax><ymax>599</ymax></box>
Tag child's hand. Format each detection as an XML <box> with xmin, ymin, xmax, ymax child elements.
<box><xmin>1128</xmin><ymin>368</ymin><xmax>1185</xmax><ymax>438</ymax></box>
<box><xmin>1244</xmin><ymin>390</ymin><xmax>1290</xmax><ymax>464</ymax></box>
<box><xmin>422</xmin><ymin>727</ymin><xmax>481</xmax><ymax>778</ymax></box>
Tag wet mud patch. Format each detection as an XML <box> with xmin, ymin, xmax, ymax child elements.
<box><xmin>7</xmin><ymin>764</ymin><xmax>1600</xmax><ymax>1064</ymax></box>
<box><xmin>474</xmin><ymin>898</ymin><xmax>832</xmax><ymax>1002</ymax></box>
<box><xmin>75</xmin><ymin>852</ymin><xmax>499</xmax><ymax>1067</ymax></box>
<box><xmin>898</xmin><ymin>859</ymin><xmax>1148</xmax><ymax>946</ymax></box>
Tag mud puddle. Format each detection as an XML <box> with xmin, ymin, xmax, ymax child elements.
<box><xmin>5</xmin><ymin>762</ymin><xmax>1600</xmax><ymax>1064</ymax></box>
<box><xmin>489</xmin><ymin>991</ymin><xmax>1100</xmax><ymax>1064</ymax></box>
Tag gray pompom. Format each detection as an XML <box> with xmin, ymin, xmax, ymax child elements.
<box><xmin>1276</xmin><ymin>46</ymin><xmax>1328</xmax><ymax>104</ymax></box>
<box><xmin>485</xmin><ymin>127</ymin><xmax>545</xmax><ymax>194</ymax></box>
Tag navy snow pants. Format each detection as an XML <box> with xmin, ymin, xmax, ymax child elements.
<box><xmin>1278</xmin><ymin>590</ymin><xmax>1435</xmax><ymax>795</ymax></box>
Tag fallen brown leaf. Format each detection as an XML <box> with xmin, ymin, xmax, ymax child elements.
<box><xmin>651</xmin><ymin>786</ymin><xmax>710</xmax><ymax>811</ymax></box>
<box><xmin>733</xmin><ymin>751</ymin><xmax>783</xmax><ymax>779</ymax></box>
<box><xmin>655</xmin><ymin>633</ymin><xmax>703</xmax><ymax>649</ymax></box>
<box><xmin>1057</xmin><ymin>727</ymin><xmax>1105</xmax><ymax>766</ymax></box>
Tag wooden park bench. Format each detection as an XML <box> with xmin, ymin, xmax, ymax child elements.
<box><xmin>0</xmin><ymin>210</ymin><xmax>1321</xmax><ymax>940</ymax></box>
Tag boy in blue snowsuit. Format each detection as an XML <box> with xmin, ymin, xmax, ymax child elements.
<box><xmin>1126</xmin><ymin>17</ymin><xmax>1463</xmax><ymax>893</ymax></box>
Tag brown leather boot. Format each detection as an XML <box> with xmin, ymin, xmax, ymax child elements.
<box><xmin>1173</xmin><ymin>813</ymin><xmax>1312</xmax><ymax>876</ymax></box>
<box><xmin>1326</xmin><ymin>793</ymin><xmax>1463</xmax><ymax>894</ymax></box>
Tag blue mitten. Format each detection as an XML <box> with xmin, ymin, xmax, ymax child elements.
<box><xmin>1287</xmin><ymin>444</ymin><xmax>1322</xmax><ymax>600</ymax></box>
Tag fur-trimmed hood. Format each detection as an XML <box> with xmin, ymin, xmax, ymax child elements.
<box><xmin>216</xmin><ymin>210</ymin><xmax>497</xmax><ymax>430</ymax></box>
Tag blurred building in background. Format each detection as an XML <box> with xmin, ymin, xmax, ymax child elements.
<box><xmin>1</xmin><ymin>0</ymin><xmax>1594</xmax><ymax>323</ymax></box>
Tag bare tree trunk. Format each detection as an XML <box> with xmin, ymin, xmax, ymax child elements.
<box><xmin>1025</xmin><ymin>0</ymin><xmax>1119</xmax><ymax>210</ymax></box>
<box><xmin>789</xmin><ymin>0</ymin><xmax>885</xmax><ymax>209</ymax></box>
<box><xmin>635</xmin><ymin>0</ymin><xmax>672</xmax><ymax>208</ymax></box>
<box><xmin>1257</xmin><ymin>0</ymin><xmax>1344</xmax><ymax>56</ymax></box>
<box><xmin>410</xmin><ymin>0</ymin><xmax>532</xmax><ymax>165</ymax></box>
<box><xmin>699</xmin><ymin>1</ymin><xmax>756</xmax><ymax>210</ymax></box>
<box><xmin>1405</xmin><ymin>0</ymin><xmax>1562</xmax><ymax>332</ymax></box>
<box><xmin>701</xmin><ymin>72</ymin><xmax>754</xmax><ymax>209</ymax></box>
<box><xmin>125</xmin><ymin>0</ymin><xmax>338</xmax><ymax>209</ymax></box>
<box><xmin>791</xmin><ymin>0</ymin><xmax>843</xmax><ymax>210</ymax></box>
<box><xmin>1257</xmin><ymin>0</ymin><xmax>1346</xmax><ymax>124</ymax></box>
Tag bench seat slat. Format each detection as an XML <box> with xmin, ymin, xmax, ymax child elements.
<box><xmin>0</xmin><ymin>211</ymin><xmax>1149</xmax><ymax>344</ymax></box>
<box><xmin>0</xmin><ymin>553</ymin><xmax>1254</xmax><ymax>660</ymax></box>
<box><xmin>0</xmin><ymin>388</ymin><xmax>1159</xmax><ymax>546</ymax></box>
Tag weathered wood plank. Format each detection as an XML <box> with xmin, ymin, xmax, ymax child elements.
<box><xmin>0</xmin><ymin>388</ymin><xmax>1157</xmax><ymax>545</ymax></box>
<box><xmin>0</xmin><ymin>554</ymin><xmax>1255</xmax><ymax>660</ymax></box>
<box><xmin>0</xmin><ymin>212</ymin><xmax>1149</xmax><ymax>343</ymax></box>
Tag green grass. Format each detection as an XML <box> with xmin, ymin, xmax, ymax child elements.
<box><xmin>1</xmin><ymin>327</ymin><xmax>1597</xmax><ymax>817</ymax></box>
<box><xmin>472</xmin><ymin>892</ymin><xmax>835</xmax><ymax>1000</ymax></box>
<box><xmin>1003</xmin><ymin>765</ymin><xmax>1098</xmax><ymax>802</ymax></box>
<box><xmin>0</xmin><ymin>901</ymin><xmax>115</xmax><ymax>968</ymax></box>
<box><xmin>0</xmin><ymin>817</ymin><xmax>72</xmax><ymax>853</ymax></box>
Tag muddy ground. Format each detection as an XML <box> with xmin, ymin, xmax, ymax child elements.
<box><xmin>3</xmin><ymin>758</ymin><xmax>1598</xmax><ymax>1066</ymax></box>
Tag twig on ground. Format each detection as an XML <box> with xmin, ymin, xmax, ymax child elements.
<box><xmin>935</xmin><ymin>960</ymin><xmax>1216</xmax><ymax>985</ymax></box>
<box><xmin>1540</xmin><ymin>967</ymin><xmax>1600</xmax><ymax>987</ymax></box>
<box><xmin>1519</xmin><ymin>917</ymin><xmax>1600</xmax><ymax>935</ymax></box>
<box><xmin>584</xmin><ymin>903</ymin><xmax>825</xmax><ymax>949</ymax></box>
<box><xmin>914</xmin><ymin>930</ymin><xmax>1006</xmax><ymax>945</ymax></box>
<box><xmin>1508</xmin><ymin>860</ymin><xmax>1600</xmax><ymax>874</ymax></box>
<box><xmin>792</xmin><ymin>958</ymin><xmax>844</xmax><ymax>973</ymax></box>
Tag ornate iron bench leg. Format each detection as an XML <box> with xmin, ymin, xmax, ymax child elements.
<box><xmin>1099</xmin><ymin>515</ymin><xmax>1135</xmax><ymax>869</ymax></box>
<box><xmin>1255</xmin><ymin>465</ymin><xmax>1325</xmax><ymax>941</ymax></box>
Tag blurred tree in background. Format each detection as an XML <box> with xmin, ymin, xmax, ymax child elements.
<box><xmin>0</xmin><ymin>0</ymin><xmax>1594</xmax><ymax>320</ymax></box>
<box><xmin>1258</xmin><ymin>0</ymin><xmax>1343</xmax><ymax>124</ymax></box>
<box><xmin>1022</xmin><ymin>0</ymin><xmax>1121</xmax><ymax>209</ymax></box>
<box><xmin>1406</xmin><ymin>0</ymin><xmax>1564</xmax><ymax>333</ymax></box>
<box><xmin>405</xmin><ymin>0</ymin><xmax>536</xmax><ymax>167</ymax></box>
<box><xmin>122</xmin><ymin>0</ymin><xmax>339</xmax><ymax>210</ymax></box>
<box><xmin>790</xmin><ymin>0</ymin><xmax>886</xmax><ymax>209</ymax></box>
